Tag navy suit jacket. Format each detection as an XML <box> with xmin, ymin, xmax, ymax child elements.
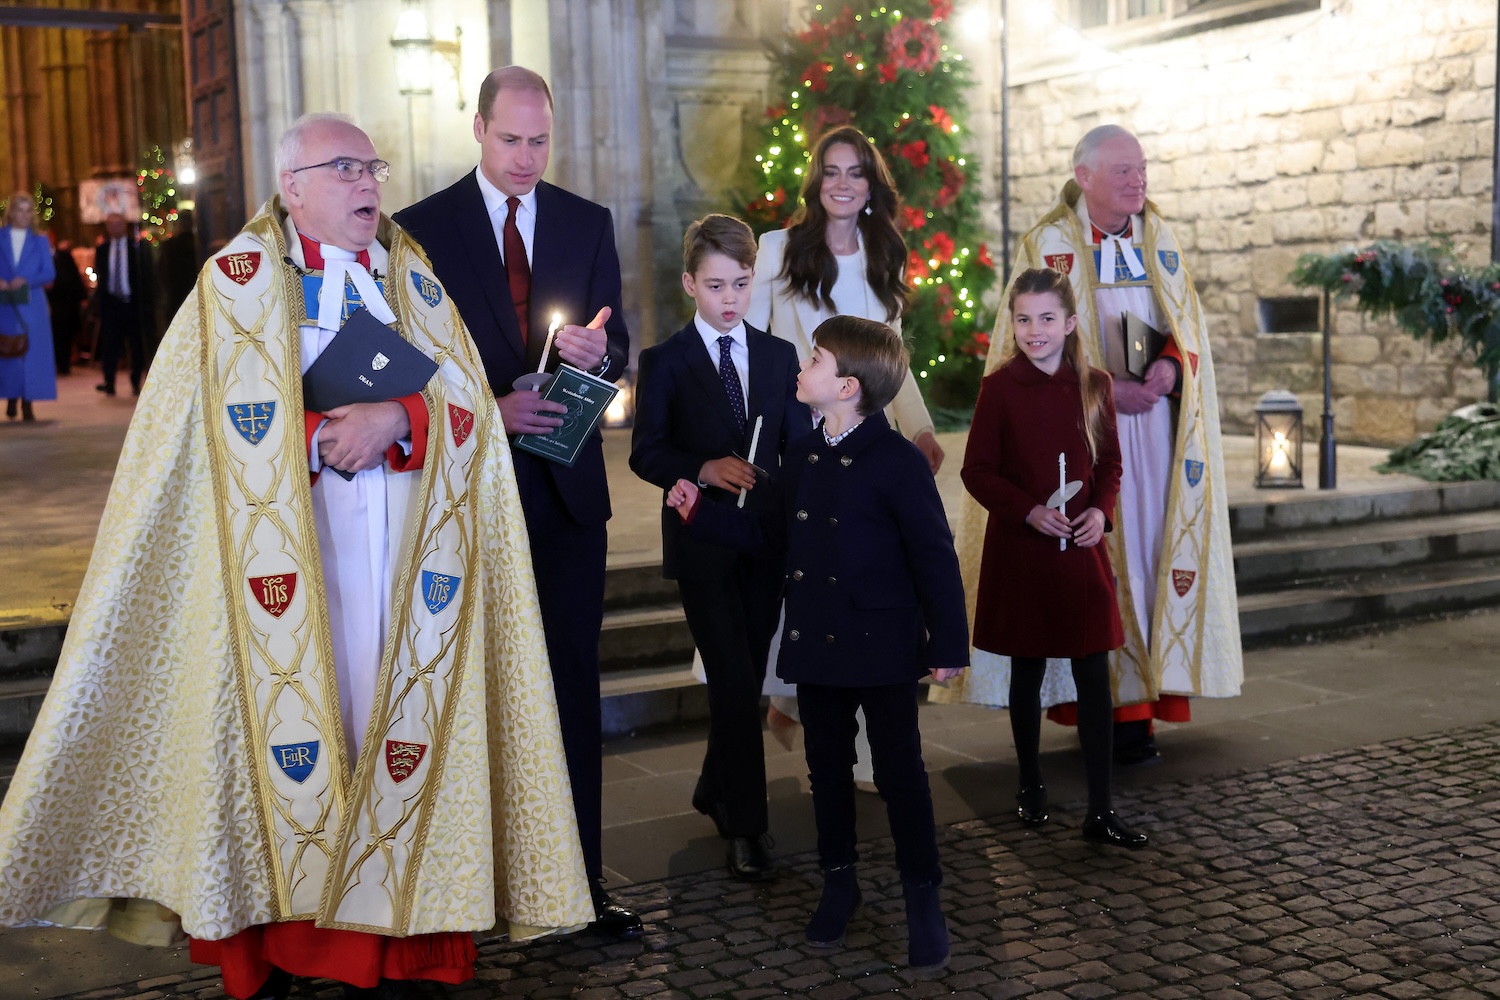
<box><xmin>394</xmin><ymin>172</ymin><xmax>629</xmax><ymax>526</ymax></box>
<box><xmin>692</xmin><ymin>413</ymin><xmax>969</xmax><ymax>686</ymax></box>
<box><xmin>629</xmin><ymin>320</ymin><xmax>811</xmax><ymax>579</ymax></box>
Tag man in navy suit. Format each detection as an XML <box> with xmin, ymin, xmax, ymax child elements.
<box><xmin>394</xmin><ymin>65</ymin><xmax>637</xmax><ymax>937</ymax></box>
<box><xmin>92</xmin><ymin>212</ymin><xmax>153</xmax><ymax>396</ymax></box>
<box><xmin>629</xmin><ymin>214</ymin><xmax>810</xmax><ymax>881</ymax></box>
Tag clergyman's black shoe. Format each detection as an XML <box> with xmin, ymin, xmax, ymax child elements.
<box><xmin>250</xmin><ymin>967</ymin><xmax>293</xmax><ymax>1000</ymax></box>
<box><xmin>95</xmin><ymin>382</ymin><xmax>115</xmax><ymax>396</ymax></box>
<box><xmin>1114</xmin><ymin>739</ymin><xmax>1161</xmax><ymax>767</ymax></box>
<box><xmin>1082</xmin><ymin>811</ymin><xmax>1148</xmax><ymax>849</ymax></box>
<box><xmin>727</xmin><ymin>835</ymin><xmax>777</xmax><ymax>882</ymax></box>
<box><xmin>1016</xmin><ymin>784</ymin><xmax>1049</xmax><ymax>827</ymax></box>
<box><xmin>590</xmin><ymin>879</ymin><xmax>644</xmax><ymax>939</ymax></box>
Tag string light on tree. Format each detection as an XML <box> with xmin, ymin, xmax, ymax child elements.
<box><xmin>739</xmin><ymin>0</ymin><xmax>997</xmax><ymax>408</ymax></box>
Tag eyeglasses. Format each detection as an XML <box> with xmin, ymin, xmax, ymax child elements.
<box><xmin>290</xmin><ymin>157</ymin><xmax>391</xmax><ymax>183</ymax></box>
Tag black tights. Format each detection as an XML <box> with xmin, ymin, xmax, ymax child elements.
<box><xmin>1009</xmin><ymin>653</ymin><xmax>1113</xmax><ymax>815</ymax></box>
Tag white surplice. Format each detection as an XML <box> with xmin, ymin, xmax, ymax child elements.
<box><xmin>290</xmin><ymin>223</ymin><xmax>411</xmax><ymax>762</ymax></box>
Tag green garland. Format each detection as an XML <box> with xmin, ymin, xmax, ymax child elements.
<box><xmin>737</xmin><ymin>0</ymin><xmax>997</xmax><ymax>412</ymax></box>
<box><xmin>1378</xmin><ymin>403</ymin><xmax>1500</xmax><ymax>482</ymax></box>
<box><xmin>1289</xmin><ymin>239</ymin><xmax>1500</xmax><ymax>375</ymax></box>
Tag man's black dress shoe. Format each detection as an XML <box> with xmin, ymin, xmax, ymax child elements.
<box><xmin>727</xmin><ymin>835</ymin><xmax>776</xmax><ymax>882</ymax></box>
<box><xmin>95</xmin><ymin>383</ymin><xmax>115</xmax><ymax>396</ymax></box>
<box><xmin>343</xmin><ymin>979</ymin><xmax>433</xmax><ymax>1000</ymax></box>
<box><xmin>1114</xmin><ymin>739</ymin><xmax>1160</xmax><ymax>767</ymax></box>
<box><xmin>590</xmin><ymin>879</ymin><xmax>644</xmax><ymax>939</ymax></box>
<box><xmin>1081</xmin><ymin>811</ymin><xmax>1148</xmax><ymax>849</ymax></box>
<box><xmin>1016</xmin><ymin>784</ymin><xmax>1049</xmax><ymax>827</ymax></box>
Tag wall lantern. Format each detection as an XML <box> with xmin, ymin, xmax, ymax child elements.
<box><xmin>1255</xmin><ymin>389</ymin><xmax>1304</xmax><ymax>488</ymax></box>
<box><xmin>390</xmin><ymin>1</ymin><xmax>464</xmax><ymax>108</ymax></box>
<box><xmin>603</xmin><ymin>369</ymin><xmax>636</xmax><ymax>430</ymax></box>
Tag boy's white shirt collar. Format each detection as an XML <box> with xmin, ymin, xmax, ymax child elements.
<box><xmin>693</xmin><ymin>312</ymin><xmax>746</xmax><ymax>347</ymax></box>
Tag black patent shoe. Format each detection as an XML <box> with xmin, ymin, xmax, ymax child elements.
<box><xmin>1082</xmin><ymin>811</ymin><xmax>1148</xmax><ymax>849</ymax></box>
<box><xmin>1016</xmin><ymin>784</ymin><xmax>1049</xmax><ymax>827</ymax></box>
<box><xmin>1113</xmin><ymin>739</ymin><xmax>1161</xmax><ymax>767</ymax></box>
<box><xmin>250</xmin><ymin>968</ymin><xmax>293</xmax><ymax>1000</ymax></box>
<box><xmin>727</xmin><ymin>835</ymin><xmax>777</xmax><ymax>882</ymax></box>
<box><xmin>590</xmin><ymin>879</ymin><xmax>644</xmax><ymax>939</ymax></box>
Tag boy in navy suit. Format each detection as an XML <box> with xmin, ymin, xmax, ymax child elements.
<box><xmin>630</xmin><ymin>214</ymin><xmax>810</xmax><ymax>882</ymax></box>
<box><xmin>667</xmin><ymin>316</ymin><xmax>967</xmax><ymax>972</ymax></box>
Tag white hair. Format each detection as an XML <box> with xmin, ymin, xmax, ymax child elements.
<box><xmin>275</xmin><ymin>112</ymin><xmax>358</xmax><ymax>190</ymax></box>
<box><xmin>1072</xmin><ymin>124</ymin><xmax>1138</xmax><ymax>171</ymax></box>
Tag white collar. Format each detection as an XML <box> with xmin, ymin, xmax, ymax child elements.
<box><xmin>475</xmin><ymin>167</ymin><xmax>538</xmax><ymax>219</ymax></box>
<box><xmin>694</xmin><ymin>313</ymin><xmax>746</xmax><ymax>347</ymax></box>
<box><xmin>282</xmin><ymin>218</ymin><xmax>396</xmax><ymax>330</ymax></box>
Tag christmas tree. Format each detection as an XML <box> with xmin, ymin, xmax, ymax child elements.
<box><xmin>740</xmin><ymin>0</ymin><xmax>997</xmax><ymax>412</ymax></box>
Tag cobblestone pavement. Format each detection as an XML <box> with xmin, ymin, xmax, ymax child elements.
<box><xmin>31</xmin><ymin>720</ymin><xmax>1500</xmax><ymax>1000</ymax></box>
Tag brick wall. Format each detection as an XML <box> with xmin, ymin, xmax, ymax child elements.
<box><xmin>1001</xmin><ymin>0</ymin><xmax>1497</xmax><ymax>444</ymax></box>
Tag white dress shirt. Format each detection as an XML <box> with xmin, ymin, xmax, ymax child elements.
<box><xmin>475</xmin><ymin>167</ymin><xmax>537</xmax><ymax>267</ymax></box>
<box><xmin>8</xmin><ymin>227</ymin><xmax>25</xmax><ymax>265</ymax></box>
<box><xmin>694</xmin><ymin>313</ymin><xmax>749</xmax><ymax>401</ymax></box>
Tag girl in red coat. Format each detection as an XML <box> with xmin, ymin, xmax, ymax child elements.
<box><xmin>961</xmin><ymin>267</ymin><xmax>1146</xmax><ymax>849</ymax></box>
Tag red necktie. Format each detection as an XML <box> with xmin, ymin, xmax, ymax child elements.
<box><xmin>503</xmin><ymin>196</ymin><xmax>530</xmax><ymax>345</ymax></box>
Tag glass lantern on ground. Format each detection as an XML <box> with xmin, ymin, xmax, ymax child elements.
<box><xmin>1255</xmin><ymin>389</ymin><xmax>1304</xmax><ymax>488</ymax></box>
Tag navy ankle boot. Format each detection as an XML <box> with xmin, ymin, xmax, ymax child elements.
<box><xmin>902</xmin><ymin>878</ymin><xmax>950</xmax><ymax>972</ymax></box>
<box><xmin>805</xmin><ymin>864</ymin><xmax>861</xmax><ymax>947</ymax></box>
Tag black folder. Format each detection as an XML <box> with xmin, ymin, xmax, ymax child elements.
<box><xmin>1123</xmin><ymin>310</ymin><xmax>1168</xmax><ymax>380</ymax></box>
<box><xmin>302</xmin><ymin>307</ymin><xmax>438</xmax><ymax>478</ymax></box>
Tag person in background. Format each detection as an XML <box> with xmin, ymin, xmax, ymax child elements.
<box><xmin>0</xmin><ymin>191</ymin><xmax>57</xmax><ymax>421</ymax></box>
<box><xmin>47</xmin><ymin>240</ymin><xmax>86</xmax><ymax>375</ymax></box>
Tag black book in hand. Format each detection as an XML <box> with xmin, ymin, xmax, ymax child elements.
<box><xmin>302</xmin><ymin>306</ymin><xmax>439</xmax><ymax>479</ymax></box>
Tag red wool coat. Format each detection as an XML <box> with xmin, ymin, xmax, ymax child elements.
<box><xmin>962</xmin><ymin>357</ymin><xmax>1124</xmax><ymax>658</ymax></box>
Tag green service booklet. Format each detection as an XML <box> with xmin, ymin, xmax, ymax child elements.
<box><xmin>512</xmin><ymin>364</ymin><xmax>620</xmax><ymax>467</ymax></box>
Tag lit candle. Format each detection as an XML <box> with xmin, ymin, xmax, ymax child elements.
<box><xmin>537</xmin><ymin>313</ymin><xmax>562</xmax><ymax>374</ymax></box>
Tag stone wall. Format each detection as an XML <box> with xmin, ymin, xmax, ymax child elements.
<box><xmin>999</xmin><ymin>0</ymin><xmax>1497</xmax><ymax>444</ymax></box>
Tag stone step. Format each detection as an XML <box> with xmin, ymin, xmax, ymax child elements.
<box><xmin>1238</xmin><ymin>554</ymin><xmax>1500</xmax><ymax>648</ymax></box>
<box><xmin>599</xmin><ymin>603</ymin><xmax>693</xmax><ymax>672</ymax></box>
<box><xmin>1234</xmin><ymin>508</ymin><xmax>1500</xmax><ymax>592</ymax></box>
<box><xmin>1229</xmin><ymin>480</ymin><xmax>1500</xmax><ymax>540</ymax></box>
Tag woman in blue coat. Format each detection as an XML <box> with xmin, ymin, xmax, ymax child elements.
<box><xmin>1</xmin><ymin>192</ymin><xmax>57</xmax><ymax>421</ymax></box>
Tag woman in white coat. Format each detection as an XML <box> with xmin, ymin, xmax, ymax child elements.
<box><xmin>745</xmin><ymin>125</ymin><xmax>944</xmax><ymax>785</ymax></box>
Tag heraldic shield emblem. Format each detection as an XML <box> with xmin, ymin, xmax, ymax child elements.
<box><xmin>1158</xmin><ymin>250</ymin><xmax>1180</xmax><ymax>275</ymax></box>
<box><xmin>1172</xmin><ymin>568</ymin><xmax>1197</xmax><ymax>598</ymax></box>
<box><xmin>249</xmin><ymin>573</ymin><xmax>298</xmax><ymax>618</ymax></box>
<box><xmin>372</xmin><ymin>352</ymin><xmax>390</xmax><ymax>371</ymax></box>
<box><xmin>420</xmin><ymin>571</ymin><xmax>462</xmax><ymax>615</ymax></box>
<box><xmin>228</xmin><ymin>401</ymin><xmax>277</xmax><ymax>446</ymax></box>
<box><xmin>411</xmin><ymin>270</ymin><xmax>443</xmax><ymax>308</ymax></box>
<box><xmin>1043</xmin><ymin>253</ymin><xmax>1074</xmax><ymax>275</ymax></box>
<box><xmin>448</xmin><ymin>403</ymin><xmax>475</xmax><ymax>448</ymax></box>
<box><xmin>216</xmin><ymin>251</ymin><xmax>262</xmax><ymax>286</ymax></box>
<box><xmin>385</xmin><ymin>739</ymin><xmax>428</xmax><ymax>784</ymax></box>
<box><xmin>271</xmin><ymin>740</ymin><xmax>320</xmax><ymax>783</ymax></box>
<box><xmin>1184</xmin><ymin>459</ymin><xmax>1204</xmax><ymax>487</ymax></box>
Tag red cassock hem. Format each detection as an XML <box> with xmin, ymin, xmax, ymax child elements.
<box><xmin>189</xmin><ymin>922</ymin><xmax>476</xmax><ymax>998</ymax></box>
<box><xmin>1045</xmin><ymin>693</ymin><xmax>1192</xmax><ymax>727</ymax></box>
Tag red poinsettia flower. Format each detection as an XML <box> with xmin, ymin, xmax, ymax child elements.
<box><xmin>802</xmin><ymin>61</ymin><xmax>833</xmax><ymax>93</ymax></box>
<box><xmin>933</xmin><ymin>161</ymin><xmax>964</xmax><ymax>209</ymax></box>
<box><xmin>799</xmin><ymin>21</ymin><xmax>831</xmax><ymax>52</ymax></box>
<box><xmin>929</xmin><ymin>0</ymin><xmax>954</xmax><ymax>23</ymax></box>
<box><xmin>878</xmin><ymin>62</ymin><xmax>898</xmax><ymax>84</ymax></box>
<box><xmin>907</xmin><ymin>250</ymin><xmax>931</xmax><ymax>280</ymax></box>
<box><xmin>886</xmin><ymin>19</ymin><xmax>941</xmax><ymax>73</ymax></box>
<box><xmin>928</xmin><ymin>105</ymin><xmax>954</xmax><ymax>133</ymax></box>
<box><xmin>924</xmin><ymin>231</ymin><xmax>955</xmax><ymax>263</ymax></box>
<box><xmin>899</xmin><ymin>140</ymin><xmax>930</xmax><ymax>169</ymax></box>
<box><xmin>976</xmin><ymin>243</ymin><xmax>994</xmax><ymax>268</ymax></box>
<box><xmin>900</xmin><ymin>205</ymin><xmax>927</xmax><ymax>231</ymax></box>
<box><xmin>968</xmin><ymin>331</ymin><xmax>991</xmax><ymax>357</ymax></box>
<box><xmin>809</xmin><ymin>105</ymin><xmax>853</xmax><ymax>138</ymax></box>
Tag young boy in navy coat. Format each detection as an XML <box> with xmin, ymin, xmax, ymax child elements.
<box><xmin>667</xmin><ymin>315</ymin><xmax>968</xmax><ymax>972</ymax></box>
<box><xmin>630</xmin><ymin>214</ymin><xmax>810</xmax><ymax>882</ymax></box>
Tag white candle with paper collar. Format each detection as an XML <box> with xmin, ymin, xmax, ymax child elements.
<box><xmin>738</xmin><ymin>415</ymin><xmax>763</xmax><ymax>509</ymax></box>
<box><xmin>1058</xmin><ymin>452</ymin><xmax>1067</xmax><ymax>552</ymax></box>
